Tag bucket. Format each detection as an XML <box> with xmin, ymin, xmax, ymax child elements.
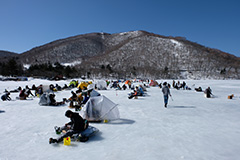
<box><xmin>63</xmin><ymin>137</ymin><xmax>71</xmax><ymax>145</ymax></box>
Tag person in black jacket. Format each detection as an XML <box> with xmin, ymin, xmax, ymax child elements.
<box><xmin>49</xmin><ymin>110</ymin><xmax>88</xmax><ymax>144</ymax></box>
<box><xmin>204</xmin><ymin>87</ymin><xmax>213</xmax><ymax>98</ymax></box>
<box><xmin>49</xmin><ymin>94</ymin><xmax>65</xmax><ymax>106</ymax></box>
<box><xmin>1</xmin><ymin>92</ymin><xmax>11</xmax><ymax>101</ymax></box>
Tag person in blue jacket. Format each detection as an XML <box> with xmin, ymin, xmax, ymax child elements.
<box><xmin>162</xmin><ymin>82</ymin><xmax>171</xmax><ymax>108</ymax></box>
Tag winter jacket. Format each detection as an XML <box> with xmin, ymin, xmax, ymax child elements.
<box><xmin>67</xmin><ymin>113</ymin><xmax>85</xmax><ymax>132</ymax></box>
<box><xmin>162</xmin><ymin>86</ymin><xmax>171</xmax><ymax>96</ymax></box>
<box><xmin>20</xmin><ymin>89</ymin><xmax>27</xmax><ymax>97</ymax></box>
<box><xmin>1</xmin><ymin>94</ymin><xmax>11</xmax><ymax>101</ymax></box>
<box><xmin>204</xmin><ymin>88</ymin><xmax>212</xmax><ymax>98</ymax></box>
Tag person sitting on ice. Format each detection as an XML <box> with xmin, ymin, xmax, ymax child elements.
<box><xmin>31</xmin><ymin>84</ymin><xmax>37</xmax><ymax>91</ymax></box>
<box><xmin>135</xmin><ymin>86</ymin><xmax>143</xmax><ymax>96</ymax></box>
<box><xmin>195</xmin><ymin>87</ymin><xmax>203</xmax><ymax>92</ymax></box>
<box><xmin>19</xmin><ymin>89</ymin><xmax>28</xmax><ymax>100</ymax></box>
<box><xmin>49</xmin><ymin>94</ymin><xmax>66</xmax><ymax>106</ymax></box>
<box><xmin>128</xmin><ymin>87</ymin><xmax>139</xmax><ymax>99</ymax></box>
<box><xmin>138</xmin><ymin>85</ymin><xmax>145</xmax><ymax>96</ymax></box>
<box><xmin>204</xmin><ymin>87</ymin><xmax>213</xmax><ymax>98</ymax></box>
<box><xmin>68</xmin><ymin>91</ymin><xmax>80</xmax><ymax>108</ymax></box>
<box><xmin>62</xmin><ymin>84</ymin><xmax>69</xmax><ymax>90</ymax></box>
<box><xmin>31</xmin><ymin>84</ymin><xmax>38</xmax><ymax>96</ymax></box>
<box><xmin>36</xmin><ymin>85</ymin><xmax>43</xmax><ymax>96</ymax></box>
<box><xmin>185</xmin><ymin>85</ymin><xmax>191</xmax><ymax>90</ymax></box>
<box><xmin>25</xmin><ymin>86</ymin><xmax>34</xmax><ymax>97</ymax></box>
<box><xmin>122</xmin><ymin>84</ymin><xmax>127</xmax><ymax>90</ymax></box>
<box><xmin>158</xmin><ymin>83</ymin><xmax>162</xmax><ymax>88</ymax></box>
<box><xmin>81</xmin><ymin>90</ymin><xmax>91</xmax><ymax>104</ymax></box>
<box><xmin>182</xmin><ymin>81</ymin><xmax>186</xmax><ymax>89</ymax></box>
<box><xmin>110</xmin><ymin>81</ymin><xmax>118</xmax><ymax>88</ymax></box>
<box><xmin>117</xmin><ymin>84</ymin><xmax>122</xmax><ymax>90</ymax></box>
<box><xmin>49</xmin><ymin>110</ymin><xmax>88</xmax><ymax>144</ymax></box>
<box><xmin>1</xmin><ymin>92</ymin><xmax>11</xmax><ymax>101</ymax></box>
<box><xmin>49</xmin><ymin>84</ymin><xmax>56</xmax><ymax>92</ymax></box>
<box><xmin>55</xmin><ymin>84</ymin><xmax>62</xmax><ymax>91</ymax></box>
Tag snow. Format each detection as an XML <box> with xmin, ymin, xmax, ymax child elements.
<box><xmin>23</xmin><ymin>61</ymin><xmax>82</xmax><ymax>68</ymax></box>
<box><xmin>119</xmin><ymin>31</ymin><xmax>142</xmax><ymax>37</ymax></box>
<box><xmin>0</xmin><ymin>79</ymin><xmax>240</xmax><ymax>160</ymax></box>
<box><xmin>61</xmin><ymin>61</ymin><xmax>82</xmax><ymax>67</ymax></box>
<box><xmin>23</xmin><ymin>64</ymin><xmax>31</xmax><ymax>69</ymax></box>
<box><xmin>170</xmin><ymin>39</ymin><xmax>182</xmax><ymax>47</ymax></box>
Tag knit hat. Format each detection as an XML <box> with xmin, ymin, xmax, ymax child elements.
<box><xmin>65</xmin><ymin>110</ymin><xmax>73</xmax><ymax>117</ymax></box>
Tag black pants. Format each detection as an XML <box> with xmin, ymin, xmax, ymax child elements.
<box><xmin>57</xmin><ymin>126</ymin><xmax>80</xmax><ymax>142</ymax></box>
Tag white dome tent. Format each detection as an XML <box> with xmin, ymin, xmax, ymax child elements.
<box><xmin>39</xmin><ymin>93</ymin><xmax>51</xmax><ymax>106</ymax></box>
<box><xmin>95</xmin><ymin>80</ymin><xmax>107</xmax><ymax>90</ymax></box>
<box><xmin>80</xmin><ymin>95</ymin><xmax>120</xmax><ymax>122</ymax></box>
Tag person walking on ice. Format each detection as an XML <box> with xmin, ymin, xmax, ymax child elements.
<box><xmin>162</xmin><ymin>82</ymin><xmax>172</xmax><ymax>108</ymax></box>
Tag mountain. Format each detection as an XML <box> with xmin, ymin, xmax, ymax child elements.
<box><xmin>0</xmin><ymin>50</ymin><xmax>18</xmax><ymax>59</ymax></box>
<box><xmin>2</xmin><ymin>31</ymin><xmax>240</xmax><ymax>79</ymax></box>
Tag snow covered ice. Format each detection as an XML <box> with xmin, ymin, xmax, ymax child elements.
<box><xmin>0</xmin><ymin>79</ymin><xmax>240</xmax><ymax>160</ymax></box>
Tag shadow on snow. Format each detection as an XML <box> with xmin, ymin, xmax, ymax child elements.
<box><xmin>169</xmin><ymin>106</ymin><xmax>196</xmax><ymax>109</ymax></box>
<box><xmin>107</xmin><ymin>118</ymin><xmax>136</xmax><ymax>125</ymax></box>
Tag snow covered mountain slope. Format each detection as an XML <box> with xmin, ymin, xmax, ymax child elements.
<box><xmin>2</xmin><ymin>30</ymin><xmax>240</xmax><ymax>79</ymax></box>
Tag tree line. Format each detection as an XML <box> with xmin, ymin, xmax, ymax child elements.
<box><xmin>0</xmin><ymin>59</ymin><xmax>77</xmax><ymax>79</ymax></box>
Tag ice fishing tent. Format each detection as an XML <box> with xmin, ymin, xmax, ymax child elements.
<box><xmin>149</xmin><ymin>80</ymin><xmax>158</xmax><ymax>87</ymax></box>
<box><xmin>90</xmin><ymin>89</ymin><xmax>101</xmax><ymax>97</ymax></box>
<box><xmin>42</xmin><ymin>85</ymin><xmax>51</xmax><ymax>93</ymax></box>
<box><xmin>81</xmin><ymin>89</ymin><xmax>101</xmax><ymax>97</ymax></box>
<box><xmin>39</xmin><ymin>93</ymin><xmax>51</xmax><ymax>106</ymax></box>
<box><xmin>80</xmin><ymin>95</ymin><xmax>120</xmax><ymax>121</ymax></box>
<box><xmin>95</xmin><ymin>80</ymin><xmax>107</xmax><ymax>90</ymax></box>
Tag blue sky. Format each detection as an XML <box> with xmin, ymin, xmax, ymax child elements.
<box><xmin>0</xmin><ymin>0</ymin><xmax>239</xmax><ymax>57</ymax></box>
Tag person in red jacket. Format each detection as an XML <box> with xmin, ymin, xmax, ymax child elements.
<box><xmin>19</xmin><ymin>89</ymin><xmax>27</xmax><ymax>100</ymax></box>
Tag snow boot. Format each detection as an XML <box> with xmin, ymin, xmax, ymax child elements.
<box><xmin>49</xmin><ymin>138</ymin><xmax>58</xmax><ymax>144</ymax></box>
<box><xmin>164</xmin><ymin>104</ymin><xmax>167</xmax><ymax>108</ymax></box>
<box><xmin>78</xmin><ymin>136</ymin><xmax>89</xmax><ymax>142</ymax></box>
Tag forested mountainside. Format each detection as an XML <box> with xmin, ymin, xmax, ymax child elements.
<box><xmin>0</xmin><ymin>50</ymin><xmax>18</xmax><ymax>58</ymax></box>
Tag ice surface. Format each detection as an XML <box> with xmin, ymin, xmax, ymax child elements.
<box><xmin>0</xmin><ymin>79</ymin><xmax>240</xmax><ymax>160</ymax></box>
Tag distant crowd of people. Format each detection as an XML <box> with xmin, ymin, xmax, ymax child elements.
<box><xmin>157</xmin><ymin>80</ymin><xmax>215</xmax><ymax>108</ymax></box>
<box><xmin>1</xmin><ymin>79</ymin><xmax>214</xmax><ymax>109</ymax></box>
